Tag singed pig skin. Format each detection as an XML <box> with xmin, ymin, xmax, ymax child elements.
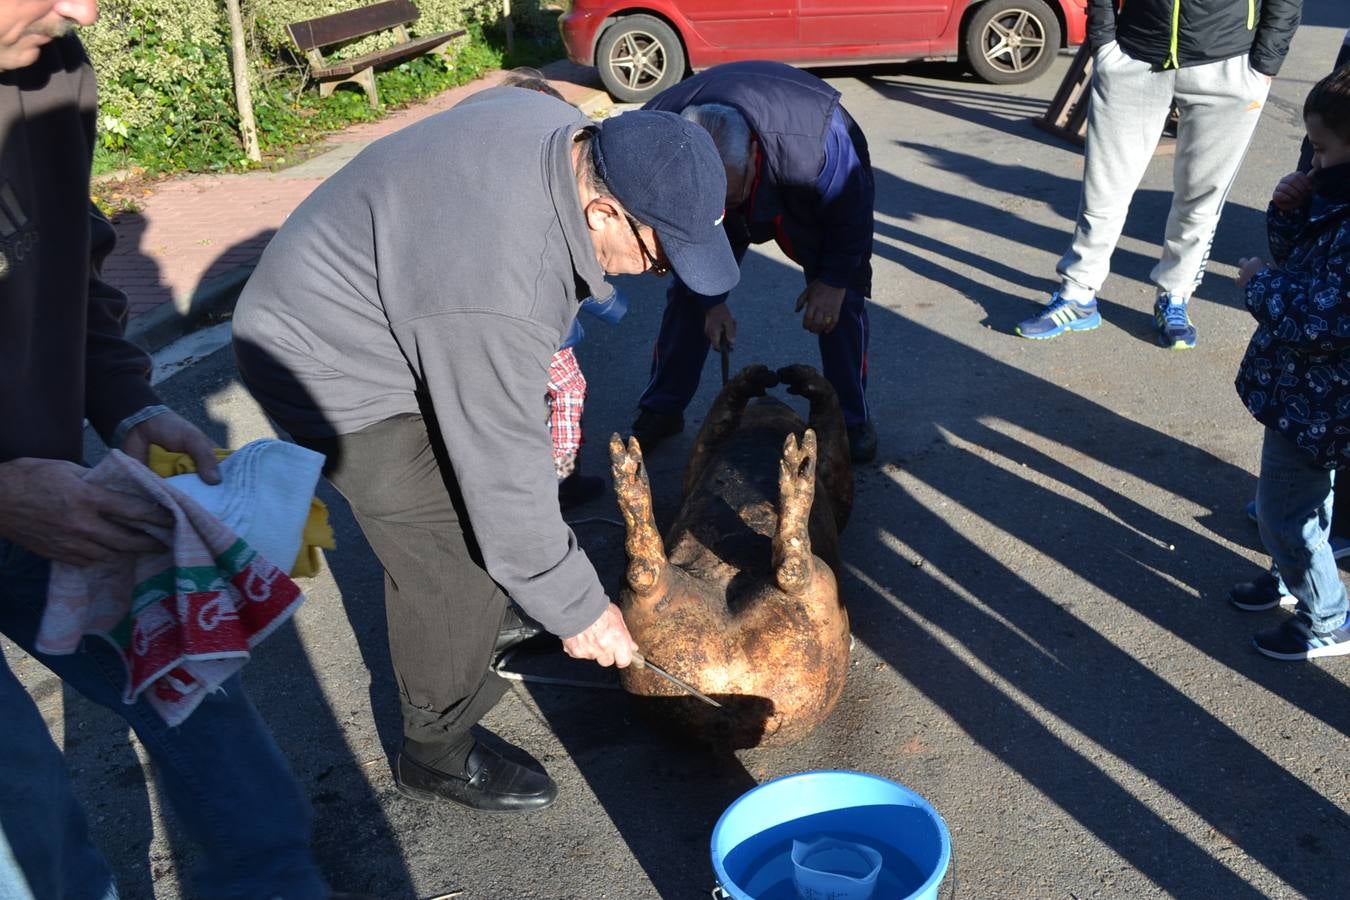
<box><xmin>611</xmin><ymin>364</ymin><xmax>853</xmax><ymax>748</ymax></box>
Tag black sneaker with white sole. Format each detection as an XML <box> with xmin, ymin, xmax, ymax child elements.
<box><xmin>1253</xmin><ymin>615</ymin><xmax>1350</xmax><ymax>660</ymax></box>
<box><xmin>1229</xmin><ymin>573</ymin><xmax>1296</xmax><ymax>611</ymax></box>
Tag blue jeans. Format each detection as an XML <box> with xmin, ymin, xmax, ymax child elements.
<box><xmin>0</xmin><ymin>539</ymin><xmax>327</xmax><ymax>898</ymax></box>
<box><xmin>1257</xmin><ymin>429</ymin><xmax>1350</xmax><ymax>634</ymax></box>
<box><xmin>638</xmin><ymin>282</ymin><xmax>872</xmax><ymax>427</ymax></box>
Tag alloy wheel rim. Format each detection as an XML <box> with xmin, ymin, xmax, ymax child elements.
<box><xmin>981</xmin><ymin>10</ymin><xmax>1048</xmax><ymax>74</ymax></box>
<box><xmin>608</xmin><ymin>30</ymin><xmax>668</xmax><ymax>91</ymax></box>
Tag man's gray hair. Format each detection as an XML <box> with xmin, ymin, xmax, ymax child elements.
<box><xmin>680</xmin><ymin>103</ymin><xmax>752</xmax><ymax>175</ymax></box>
<box><xmin>573</xmin><ymin>129</ymin><xmax>616</xmax><ymax>202</ymax></box>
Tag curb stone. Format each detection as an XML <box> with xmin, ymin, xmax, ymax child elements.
<box><xmin>126</xmin><ymin>263</ymin><xmax>254</xmax><ymax>354</ymax></box>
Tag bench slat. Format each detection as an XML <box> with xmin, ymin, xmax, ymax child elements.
<box><xmin>287</xmin><ymin>0</ymin><xmax>421</xmax><ymax>51</ymax></box>
<box><xmin>308</xmin><ymin>29</ymin><xmax>463</xmax><ymax>79</ymax></box>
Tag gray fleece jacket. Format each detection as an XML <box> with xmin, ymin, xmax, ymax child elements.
<box><xmin>232</xmin><ymin>87</ymin><xmax>613</xmax><ymax>638</ymax></box>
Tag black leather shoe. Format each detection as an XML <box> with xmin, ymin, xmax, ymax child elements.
<box><xmin>631</xmin><ymin>407</ymin><xmax>684</xmax><ymax>452</ymax></box>
<box><xmin>395</xmin><ymin>741</ymin><xmax>558</xmax><ymax>812</ymax></box>
<box><xmin>558</xmin><ymin>471</ymin><xmax>605</xmax><ymax>510</ymax></box>
<box><xmin>847</xmin><ymin>419</ymin><xmax>878</xmax><ymax>463</ymax></box>
<box><xmin>494</xmin><ymin>605</ymin><xmax>549</xmax><ymax>655</ymax></box>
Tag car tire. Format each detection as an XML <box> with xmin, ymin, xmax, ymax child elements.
<box><xmin>594</xmin><ymin>14</ymin><xmax>686</xmax><ymax>103</ymax></box>
<box><xmin>964</xmin><ymin>0</ymin><xmax>1062</xmax><ymax>84</ymax></box>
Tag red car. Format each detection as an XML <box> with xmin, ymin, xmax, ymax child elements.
<box><xmin>562</xmin><ymin>0</ymin><xmax>1088</xmax><ymax>102</ymax></box>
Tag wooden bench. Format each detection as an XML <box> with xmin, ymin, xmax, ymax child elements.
<box><xmin>286</xmin><ymin>0</ymin><xmax>466</xmax><ymax>109</ymax></box>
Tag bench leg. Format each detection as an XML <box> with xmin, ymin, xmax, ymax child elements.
<box><xmin>356</xmin><ymin>67</ymin><xmax>378</xmax><ymax>109</ymax></box>
<box><xmin>317</xmin><ymin>69</ymin><xmax>379</xmax><ymax>108</ymax></box>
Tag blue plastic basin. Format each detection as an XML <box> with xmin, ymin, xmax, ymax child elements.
<box><xmin>711</xmin><ymin>771</ymin><xmax>951</xmax><ymax>900</ymax></box>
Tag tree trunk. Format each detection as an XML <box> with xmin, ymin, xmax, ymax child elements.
<box><xmin>502</xmin><ymin>0</ymin><xmax>515</xmax><ymax>56</ymax></box>
<box><xmin>225</xmin><ymin>0</ymin><xmax>261</xmax><ymax>163</ymax></box>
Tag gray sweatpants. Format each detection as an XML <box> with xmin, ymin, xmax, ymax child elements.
<box><xmin>1057</xmin><ymin>43</ymin><xmax>1271</xmax><ymax>302</ymax></box>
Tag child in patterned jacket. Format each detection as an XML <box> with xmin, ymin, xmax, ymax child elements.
<box><xmin>1231</xmin><ymin>66</ymin><xmax>1350</xmax><ymax>660</ymax></box>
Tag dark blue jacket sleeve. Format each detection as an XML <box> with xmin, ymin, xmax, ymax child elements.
<box><xmin>1245</xmin><ymin>222</ymin><xmax>1350</xmax><ymax>350</ymax></box>
<box><xmin>1266</xmin><ymin>202</ymin><xmax>1307</xmax><ymax>266</ymax></box>
<box><xmin>813</xmin><ymin>108</ymin><xmax>873</xmax><ymax>290</ymax></box>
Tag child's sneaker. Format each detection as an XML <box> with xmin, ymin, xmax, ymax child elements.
<box><xmin>1253</xmin><ymin>614</ymin><xmax>1350</xmax><ymax>660</ymax></box>
<box><xmin>1229</xmin><ymin>573</ymin><xmax>1295</xmax><ymax>611</ymax></box>
<box><xmin>1155</xmin><ymin>294</ymin><xmax>1196</xmax><ymax>349</ymax></box>
<box><xmin>1015</xmin><ymin>293</ymin><xmax>1101</xmax><ymax>340</ymax></box>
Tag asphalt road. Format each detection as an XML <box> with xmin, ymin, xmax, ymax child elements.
<box><xmin>13</xmin><ymin>4</ymin><xmax>1350</xmax><ymax>897</ymax></box>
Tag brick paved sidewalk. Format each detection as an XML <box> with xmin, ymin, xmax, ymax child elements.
<box><xmin>110</xmin><ymin>61</ymin><xmax>610</xmax><ymax>352</ymax></box>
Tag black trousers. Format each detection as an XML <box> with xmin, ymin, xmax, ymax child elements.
<box><xmin>298</xmin><ymin>414</ymin><xmax>509</xmax><ymax>750</ymax></box>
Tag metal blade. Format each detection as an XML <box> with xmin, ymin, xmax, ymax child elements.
<box><xmin>633</xmin><ymin>651</ymin><xmax>723</xmax><ymax>707</ymax></box>
<box><xmin>719</xmin><ymin>337</ymin><xmax>730</xmax><ymax>386</ymax></box>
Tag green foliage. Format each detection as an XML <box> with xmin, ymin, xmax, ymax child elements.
<box><xmin>84</xmin><ymin>1</ymin><xmax>554</xmax><ymax>177</ymax></box>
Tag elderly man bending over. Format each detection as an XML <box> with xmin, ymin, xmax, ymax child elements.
<box><xmin>233</xmin><ymin>91</ymin><xmax>736</xmax><ymax>813</ymax></box>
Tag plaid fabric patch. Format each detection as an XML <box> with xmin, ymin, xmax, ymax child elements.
<box><xmin>547</xmin><ymin>347</ymin><xmax>588</xmax><ymax>475</ymax></box>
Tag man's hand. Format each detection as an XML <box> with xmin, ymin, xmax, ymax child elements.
<box><xmin>0</xmin><ymin>458</ymin><xmax>173</xmax><ymax>567</ymax></box>
<box><xmin>795</xmin><ymin>280</ymin><xmax>846</xmax><ymax>334</ymax></box>
<box><xmin>1238</xmin><ymin>257</ymin><xmax>1267</xmax><ymax>289</ymax></box>
<box><xmin>561</xmin><ymin>602</ymin><xmax>638</xmax><ymax>668</ymax></box>
<box><xmin>1271</xmin><ymin>171</ymin><xmax>1314</xmax><ymax>211</ymax></box>
<box><xmin>122</xmin><ymin>411</ymin><xmax>221</xmax><ymax>484</ymax></box>
<box><xmin>703</xmin><ymin>303</ymin><xmax>737</xmax><ymax>349</ymax></box>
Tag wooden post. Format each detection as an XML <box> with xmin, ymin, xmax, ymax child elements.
<box><xmin>502</xmin><ymin>0</ymin><xmax>515</xmax><ymax>56</ymax></box>
<box><xmin>225</xmin><ymin>0</ymin><xmax>261</xmax><ymax>163</ymax></box>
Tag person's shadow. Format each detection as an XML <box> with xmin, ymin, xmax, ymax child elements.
<box><xmin>64</xmin><ymin>230</ymin><xmax>417</xmax><ymax>898</ymax></box>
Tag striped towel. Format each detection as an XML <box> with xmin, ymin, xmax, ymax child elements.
<box><xmin>39</xmin><ymin>448</ymin><xmax>312</xmax><ymax>726</ymax></box>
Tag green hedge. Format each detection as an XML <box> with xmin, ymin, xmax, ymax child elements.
<box><xmin>82</xmin><ymin>0</ymin><xmax>557</xmax><ymax>175</ymax></box>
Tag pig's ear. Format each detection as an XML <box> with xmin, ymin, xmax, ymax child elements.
<box><xmin>774</xmin><ymin>430</ymin><xmax>818</xmax><ymax>595</ymax></box>
<box><xmin>611</xmin><ymin>434</ymin><xmax>668</xmax><ymax>598</ymax></box>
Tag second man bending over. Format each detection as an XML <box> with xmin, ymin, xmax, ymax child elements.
<box><xmin>632</xmin><ymin>60</ymin><xmax>879</xmax><ymax>463</ymax></box>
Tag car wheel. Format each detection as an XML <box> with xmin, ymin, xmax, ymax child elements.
<box><xmin>594</xmin><ymin>14</ymin><xmax>686</xmax><ymax>103</ymax></box>
<box><xmin>964</xmin><ymin>0</ymin><xmax>1063</xmax><ymax>84</ymax></box>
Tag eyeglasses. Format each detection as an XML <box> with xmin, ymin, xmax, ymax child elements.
<box><xmin>624</xmin><ymin>214</ymin><xmax>670</xmax><ymax>277</ymax></box>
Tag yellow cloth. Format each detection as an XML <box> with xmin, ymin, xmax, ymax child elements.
<box><xmin>146</xmin><ymin>445</ymin><xmax>335</xmax><ymax>578</ymax></box>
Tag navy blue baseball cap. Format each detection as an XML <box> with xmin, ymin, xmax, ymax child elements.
<box><xmin>592</xmin><ymin>110</ymin><xmax>740</xmax><ymax>297</ymax></box>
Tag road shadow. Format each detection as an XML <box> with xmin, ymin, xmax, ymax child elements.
<box><xmin>859</xmin><ymin>69</ymin><xmax>1075</xmax><ymax>149</ymax></box>
<box><xmin>566</xmin><ymin>228</ymin><xmax>1350</xmax><ymax>896</ymax></box>
<box><xmin>863</xmin><ymin>137</ymin><xmax>1268</xmax><ymax>339</ymax></box>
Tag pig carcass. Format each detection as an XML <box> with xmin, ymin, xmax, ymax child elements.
<box><xmin>610</xmin><ymin>364</ymin><xmax>854</xmax><ymax>748</ymax></box>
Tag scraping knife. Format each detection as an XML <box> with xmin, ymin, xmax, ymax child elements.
<box><xmin>632</xmin><ymin>650</ymin><xmax>723</xmax><ymax>708</ymax></box>
<box><xmin>718</xmin><ymin>335</ymin><xmax>731</xmax><ymax>386</ymax></box>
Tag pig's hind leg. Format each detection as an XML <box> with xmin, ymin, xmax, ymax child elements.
<box><xmin>610</xmin><ymin>434</ymin><xmax>668</xmax><ymax>597</ymax></box>
<box><xmin>774</xmin><ymin>429</ymin><xmax>818</xmax><ymax>595</ymax></box>
<box><xmin>778</xmin><ymin>364</ymin><xmax>853</xmax><ymax>531</ymax></box>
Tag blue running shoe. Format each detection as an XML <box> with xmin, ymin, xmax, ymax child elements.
<box><xmin>1253</xmin><ymin>615</ymin><xmax>1350</xmax><ymax>660</ymax></box>
<box><xmin>1245</xmin><ymin>499</ymin><xmax>1257</xmax><ymax>523</ymax></box>
<box><xmin>1155</xmin><ymin>294</ymin><xmax>1196</xmax><ymax>349</ymax></box>
<box><xmin>1016</xmin><ymin>293</ymin><xmax>1101</xmax><ymax>339</ymax></box>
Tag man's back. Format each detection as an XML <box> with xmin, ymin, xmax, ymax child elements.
<box><xmin>233</xmin><ymin>87</ymin><xmax>604</xmax><ymax>439</ymax></box>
